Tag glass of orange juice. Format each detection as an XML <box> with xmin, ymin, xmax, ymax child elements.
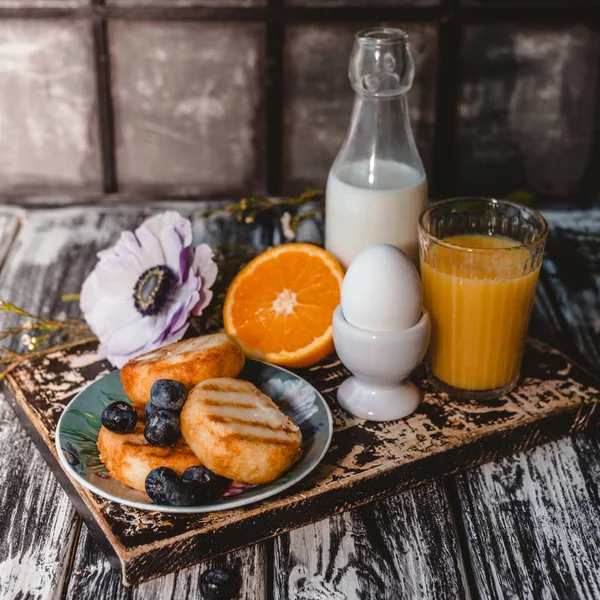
<box><xmin>418</xmin><ymin>198</ymin><xmax>548</xmax><ymax>400</ymax></box>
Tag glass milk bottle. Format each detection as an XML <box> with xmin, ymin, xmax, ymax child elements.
<box><xmin>325</xmin><ymin>28</ymin><xmax>427</xmax><ymax>269</ymax></box>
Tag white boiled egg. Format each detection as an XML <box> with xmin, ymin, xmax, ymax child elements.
<box><xmin>341</xmin><ymin>244</ymin><xmax>422</xmax><ymax>332</ymax></box>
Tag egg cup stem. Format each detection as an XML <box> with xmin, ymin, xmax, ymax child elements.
<box><xmin>332</xmin><ymin>307</ymin><xmax>431</xmax><ymax>422</ymax></box>
<box><xmin>337</xmin><ymin>377</ymin><xmax>421</xmax><ymax>421</ymax></box>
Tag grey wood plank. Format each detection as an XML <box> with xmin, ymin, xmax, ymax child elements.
<box><xmin>457</xmin><ymin>438</ymin><xmax>600</xmax><ymax>599</ymax></box>
<box><xmin>66</xmin><ymin>525</ymin><xmax>267</xmax><ymax>600</ymax></box>
<box><xmin>0</xmin><ymin>207</ymin><xmax>22</xmax><ymax>270</ymax></box>
<box><xmin>0</xmin><ymin>203</ymin><xmax>269</xmax><ymax>597</ymax></box>
<box><xmin>274</xmin><ymin>480</ymin><xmax>469</xmax><ymax>600</ymax></box>
<box><xmin>457</xmin><ymin>207</ymin><xmax>600</xmax><ymax>600</ymax></box>
<box><xmin>0</xmin><ymin>207</ymin><xmax>149</xmax><ymax>600</ymax></box>
<box><xmin>0</xmin><ymin>389</ymin><xmax>80</xmax><ymax>600</ymax></box>
<box><xmin>535</xmin><ymin>208</ymin><xmax>600</xmax><ymax>371</ymax></box>
<box><xmin>0</xmin><ymin>207</ymin><xmax>82</xmax><ymax>600</ymax></box>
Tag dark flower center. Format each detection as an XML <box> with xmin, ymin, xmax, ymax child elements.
<box><xmin>133</xmin><ymin>265</ymin><xmax>176</xmax><ymax>316</ymax></box>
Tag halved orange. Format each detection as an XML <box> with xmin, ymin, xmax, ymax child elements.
<box><xmin>223</xmin><ymin>243</ymin><xmax>344</xmax><ymax>368</ymax></box>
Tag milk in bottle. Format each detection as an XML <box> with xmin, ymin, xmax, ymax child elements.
<box><xmin>325</xmin><ymin>28</ymin><xmax>427</xmax><ymax>269</ymax></box>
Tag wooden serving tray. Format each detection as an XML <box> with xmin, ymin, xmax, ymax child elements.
<box><xmin>4</xmin><ymin>338</ymin><xmax>600</xmax><ymax>586</ymax></box>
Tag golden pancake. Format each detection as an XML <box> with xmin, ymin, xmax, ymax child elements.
<box><xmin>97</xmin><ymin>404</ymin><xmax>200</xmax><ymax>492</ymax></box>
<box><xmin>120</xmin><ymin>333</ymin><xmax>245</xmax><ymax>405</ymax></box>
<box><xmin>180</xmin><ymin>378</ymin><xmax>302</xmax><ymax>485</ymax></box>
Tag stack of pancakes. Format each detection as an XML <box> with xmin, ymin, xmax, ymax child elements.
<box><xmin>98</xmin><ymin>333</ymin><xmax>303</xmax><ymax>493</ymax></box>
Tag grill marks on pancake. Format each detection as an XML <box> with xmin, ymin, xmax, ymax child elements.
<box><xmin>207</xmin><ymin>414</ymin><xmax>281</xmax><ymax>431</ymax></box>
<box><xmin>196</xmin><ymin>381</ymin><xmax>300</xmax><ymax>445</ymax></box>
<box><xmin>203</xmin><ymin>399</ymin><xmax>256</xmax><ymax>409</ymax></box>
<box><xmin>201</xmin><ymin>382</ymin><xmax>247</xmax><ymax>394</ymax></box>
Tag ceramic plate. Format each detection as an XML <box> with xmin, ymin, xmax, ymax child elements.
<box><xmin>56</xmin><ymin>360</ymin><xmax>332</xmax><ymax>513</ymax></box>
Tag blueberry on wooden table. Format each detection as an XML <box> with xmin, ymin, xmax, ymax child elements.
<box><xmin>199</xmin><ymin>568</ymin><xmax>239</xmax><ymax>600</ymax></box>
<box><xmin>144</xmin><ymin>409</ymin><xmax>180</xmax><ymax>446</ymax></box>
<box><xmin>182</xmin><ymin>466</ymin><xmax>231</xmax><ymax>501</ymax></box>
<box><xmin>150</xmin><ymin>379</ymin><xmax>187</xmax><ymax>411</ymax></box>
<box><xmin>145</xmin><ymin>467</ymin><xmax>196</xmax><ymax>506</ymax></box>
<box><xmin>101</xmin><ymin>401</ymin><xmax>137</xmax><ymax>434</ymax></box>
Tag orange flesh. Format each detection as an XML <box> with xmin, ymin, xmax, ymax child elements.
<box><xmin>224</xmin><ymin>244</ymin><xmax>343</xmax><ymax>367</ymax></box>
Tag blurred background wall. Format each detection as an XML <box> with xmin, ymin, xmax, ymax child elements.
<box><xmin>0</xmin><ymin>1</ymin><xmax>598</xmax><ymax>204</ymax></box>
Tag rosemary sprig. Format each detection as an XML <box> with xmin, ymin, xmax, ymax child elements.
<box><xmin>202</xmin><ymin>189</ymin><xmax>324</xmax><ymax>224</ymax></box>
<box><xmin>0</xmin><ymin>301</ymin><xmax>89</xmax><ymax>330</ymax></box>
<box><xmin>0</xmin><ymin>299</ymin><xmax>96</xmax><ymax>380</ymax></box>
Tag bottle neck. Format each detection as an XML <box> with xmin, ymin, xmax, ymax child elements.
<box><xmin>332</xmin><ymin>93</ymin><xmax>425</xmax><ymax>182</ymax></box>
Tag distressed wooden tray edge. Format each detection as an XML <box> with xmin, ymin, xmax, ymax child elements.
<box><xmin>2</xmin><ymin>382</ymin><xmax>125</xmax><ymax>573</ymax></box>
<box><xmin>4</xmin><ymin>340</ymin><xmax>600</xmax><ymax>586</ymax></box>
<box><xmin>121</xmin><ymin>389</ymin><xmax>600</xmax><ymax>584</ymax></box>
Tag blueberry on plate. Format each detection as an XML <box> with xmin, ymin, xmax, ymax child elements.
<box><xmin>182</xmin><ymin>465</ymin><xmax>231</xmax><ymax>501</ymax></box>
<box><xmin>144</xmin><ymin>409</ymin><xmax>180</xmax><ymax>446</ymax></box>
<box><xmin>199</xmin><ymin>568</ymin><xmax>239</xmax><ymax>600</ymax></box>
<box><xmin>150</xmin><ymin>379</ymin><xmax>187</xmax><ymax>411</ymax></box>
<box><xmin>144</xmin><ymin>398</ymin><xmax>159</xmax><ymax>421</ymax></box>
<box><xmin>145</xmin><ymin>467</ymin><xmax>196</xmax><ymax>506</ymax></box>
<box><xmin>144</xmin><ymin>467</ymin><xmax>178</xmax><ymax>504</ymax></box>
<box><xmin>101</xmin><ymin>401</ymin><xmax>137</xmax><ymax>434</ymax></box>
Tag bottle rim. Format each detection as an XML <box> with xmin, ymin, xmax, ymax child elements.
<box><xmin>356</xmin><ymin>27</ymin><xmax>409</xmax><ymax>46</ymax></box>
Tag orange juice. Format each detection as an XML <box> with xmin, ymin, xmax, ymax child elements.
<box><xmin>420</xmin><ymin>234</ymin><xmax>540</xmax><ymax>391</ymax></box>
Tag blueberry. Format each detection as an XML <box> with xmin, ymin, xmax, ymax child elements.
<box><xmin>144</xmin><ymin>467</ymin><xmax>178</xmax><ymax>504</ymax></box>
<box><xmin>199</xmin><ymin>568</ymin><xmax>239</xmax><ymax>600</ymax></box>
<box><xmin>144</xmin><ymin>467</ymin><xmax>196</xmax><ymax>506</ymax></box>
<box><xmin>101</xmin><ymin>401</ymin><xmax>137</xmax><ymax>434</ymax></box>
<box><xmin>144</xmin><ymin>409</ymin><xmax>180</xmax><ymax>446</ymax></box>
<box><xmin>182</xmin><ymin>466</ymin><xmax>231</xmax><ymax>501</ymax></box>
<box><xmin>144</xmin><ymin>398</ymin><xmax>159</xmax><ymax>421</ymax></box>
<box><xmin>150</xmin><ymin>379</ymin><xmax>187</xmax><ymax>411</ymax></box>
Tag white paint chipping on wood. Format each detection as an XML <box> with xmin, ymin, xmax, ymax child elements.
<box><xmin>0</xmin><ymin>207</ymin><xmax>159</xmax><ymax>599</ymax></box>
<box><xmin>274</xmin><ymin>480</ymin><xmax>468</xmax><ymax>600</ymax></box>
<box><xmin>0</xmin><ymin>208</ymin><xmax>116</xmax><ymax>600</ymax></box>
<box><xmin>540</xmin><ymin>208</ymin><xmax>600</xmax><ymax>371</ymax></box>
<box><xmin>0</xmin><ymin>203</ymin><xmax>270</xmax><ymax>596</ymax></box>
<box><xmin>457</xmin><ymin>438</ymin><xmax>600</xmax><ymax>599</ymax></box>
<box><xmin>66</xmin><ymin>523</ymin><xmax>268</xmax><ymax>598</ymax></box>
<box><xmin>0</xmin><ymin>392</ymin><xmax>79</xmax><ymax>600</ymax></box>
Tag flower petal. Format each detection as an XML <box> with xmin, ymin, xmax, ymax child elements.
<box><xmin>81</xmin><ymin>210</ymin><xmax>205</xmax><ymax>368</ymax></box>
<box><xmin>103</xmin><ymin>315</ymin><xmax>160</xmax><ymax>356</ymax></box>
<box><xmin>142</xmin><ymin>212</ymin><xmax>193</xmax><ymax>249</ymax></box>
<box><xmin>192</xmin><ymin>288</ymin><xmax>213</xmax><ymax>316</ymax></box>
<box><xmin>85</xmin><ymin>297</ymin><xmax>141</xmax><ymax>341</ymax></box>
<box><xmin>134</xmin><ymin>227</ymin><xmax>166</xmax><ymax>269</ymax></box>
<box><xmin>193</xmin><ymin>244</ymin><xmax>218</xmax><ymax>288</ymax></box>
<box><xmin>159</xmin><ymin>284</ymin><xmax>199</xmax><ymax>340</ymax></box>
<box><xmin>160</xmin><ymin>226</ymin><xmax>189</xmax><ymax>281</ymax></box>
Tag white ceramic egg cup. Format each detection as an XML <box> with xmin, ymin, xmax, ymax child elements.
<box><xmin>332</xmin><ymin>305</ymin><xmax>431</xmax><ymax>421</ymax></box>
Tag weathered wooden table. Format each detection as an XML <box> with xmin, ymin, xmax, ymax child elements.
<box><xmin>0</xmin><ymin>200</ymin><xmax>599</xmax><ymax>600</ymax></box>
